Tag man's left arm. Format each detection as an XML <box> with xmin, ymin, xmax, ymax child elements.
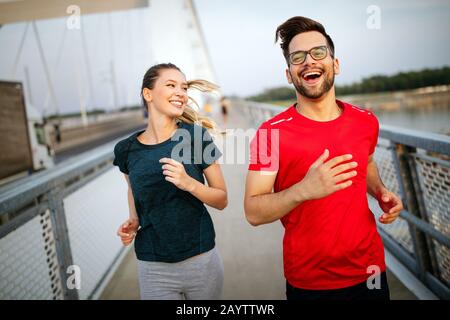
<box><xmin>367</xmin><ymin>154</ymin><xmax>404</xmax><ymax>224</ymax></box>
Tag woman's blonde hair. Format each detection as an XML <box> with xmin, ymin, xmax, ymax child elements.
<box><xmin>141</xmin><ymin>63</ymin><xmax>219</xmax><ymax>131</ymax></box>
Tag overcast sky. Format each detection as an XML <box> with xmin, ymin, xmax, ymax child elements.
<box><xmin>194</xmin><ymin>0</ymin><xmax>450</xmax><ymax>96</ymax></box>
<box><xmin>0</xmin><ymin>0</ymin><xmax>449</xmax><ymax>115</ymax></box>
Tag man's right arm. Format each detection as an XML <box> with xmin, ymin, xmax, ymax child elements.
<box><xmin>244</xmin><ymin>171</ymin><xmax>303</xmax><ymax>226</ymax></box>
<box><xmin>244</xmin><ymin>149</ymin><xmax>358</xmax><ymax>226</ymax></box>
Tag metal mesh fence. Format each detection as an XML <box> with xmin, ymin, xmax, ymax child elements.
<box><xmin>0</xmin><ymin>209</ymin><xmax>63</xmax><ymax>299</ymax></box>
<box><xmin>369</xmin><ymin>139</ymin><xmax>415</xmax><ymax>254</ymax></box>
<box><xmin>414</xmin><ymin>155</ymin><xmax>450</xmax><ymax>286</ymax></box>
<box><xmin>64</xmin><ymin>168</ymin><xmax>130</xmax><ymax>299</ymax></box>
<box><xmin>0</xmin><ymin>142</ymin><xmax>130</xmax><ymax>300</ymax></box>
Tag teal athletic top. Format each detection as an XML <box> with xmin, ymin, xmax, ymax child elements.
<box><xmin>113</xmin><ymin>122</ymin><xmax>222</xmax><ymax>262</ymax></box>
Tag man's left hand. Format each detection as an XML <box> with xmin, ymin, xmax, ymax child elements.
<box><xmin>377</xmin><ymin>188</ymin><xmax>403</xmax><ymax>224</ymax></box>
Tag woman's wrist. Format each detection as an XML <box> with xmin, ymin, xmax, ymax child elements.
<box><xmin>186</xmin><ymin>177</ymin><xmax>199</xmax><ymax>194</ymax></box>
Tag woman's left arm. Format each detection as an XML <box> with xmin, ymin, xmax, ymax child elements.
<box><xmin>160</xmin><ymin>158</ymin><xmax>228</xmax><ymax>210</ymax></box>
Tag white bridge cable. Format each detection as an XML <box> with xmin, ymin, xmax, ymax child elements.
<box><xmin>43</xmin><ymin>22</ymin><xmax>67</xmax><ymax>115</ymax></box>
<box><xmin>107</xmin><ymin>13</ymin><xmax>119</xmax><ymax>111</ymax></box>
<box><xmin>80</xmin><ymin>15</ymin><xmax>96</xmax><ymax>110</ymax></box>
<box><xmin>32</xmin><ymin>21</ymin><xmax>59</xmax><ymax>117</ymax></box>
<box><xmin>125</xmin><ymin>10</ymin><xmax>134</xmax><ymax>108</ymax></box>
<box><xmin>23</xmin><ymin>66</ymin><xmax>34</xmax><ymax>106</ymax></box>
<box><xmin>11</xmin><ymin>22</ymin><xmax>29</xmax><ymax>78</ymax></box>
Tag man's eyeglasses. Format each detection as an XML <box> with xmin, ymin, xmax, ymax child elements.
<box><xmin>288</xmin><ymin>45</ymin><xmax>331</xmax><ymax>65</ymax></box>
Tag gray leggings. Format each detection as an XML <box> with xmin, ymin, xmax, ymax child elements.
<box><xmin>137</xmin><ymin>246</ymin><xmax>224</xmax><ymax>300</ymax></box>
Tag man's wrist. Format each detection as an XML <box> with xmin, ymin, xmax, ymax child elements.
<box><xmin>291</xmin><ymin>181</ymin><xmax>309</xmax><ymax>203</ymax></box>
<box><xmin>372</xmin><ymin>185</ymin><xmax>386</xmax><ymax>199</ymax></box>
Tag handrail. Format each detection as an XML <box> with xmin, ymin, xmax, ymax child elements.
<box><xmin>0</xmin><ymin>141</ymin><xmax>116</xmax><ymax>216</ymax></box>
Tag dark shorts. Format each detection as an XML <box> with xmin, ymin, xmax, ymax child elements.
<box><xmin>286</xmin><ymin>272</ymin><xmax>390</xmax><ymax>300</ymax></box>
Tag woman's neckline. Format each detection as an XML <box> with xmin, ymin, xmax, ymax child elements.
<box><xmin>135</xmin><ymin>122</ymin><xmax>183</xmax><ymax>148</ymax></box>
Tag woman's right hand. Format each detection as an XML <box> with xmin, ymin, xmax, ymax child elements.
<box><xmin>117</xmin><ymin>218</ymin><xmax>139</xmax><ymax>246</ymax></box>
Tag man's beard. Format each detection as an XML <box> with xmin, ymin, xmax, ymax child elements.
<box><xmin>292</xmin><ymin>69</ymin><xmax>335</xmax><ymax>99</ymax></box>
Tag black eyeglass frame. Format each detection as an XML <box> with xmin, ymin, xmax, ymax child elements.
<box><xmin>288</xmin><ymin>45</ymin><xmax>333</xmax><ymax>65</ymax></box>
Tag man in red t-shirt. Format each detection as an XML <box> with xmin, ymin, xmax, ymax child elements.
<box><xmin>244</xmin><ymin>16</ymin><xmax>403</xmax><ymax>300</ymax></box>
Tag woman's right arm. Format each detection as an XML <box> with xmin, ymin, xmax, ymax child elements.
<box><xmin>124</xmin><ymin>174</ymin><xmax>139</xmax><ymax>222</ymax></box>
<box><xmin>117</xmin><ymin>174</ymin><xmax>139</xmax><ymax>246</ymax></box>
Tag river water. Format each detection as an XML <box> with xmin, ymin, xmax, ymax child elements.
<box><xmin>374</xmin><ymin>107</ymin><xmax>449</xmax><ymax>135</ymax></box>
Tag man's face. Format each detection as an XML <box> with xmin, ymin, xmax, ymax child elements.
<box><xmin>286</xmin><ymin>31</ymin><xmax>340</xmax><ymax>99</ymax></box>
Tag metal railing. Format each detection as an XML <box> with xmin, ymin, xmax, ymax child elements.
<box><xmin>0</xmin><ymin>140</ymin><xmax>129</xmax><ymax>299</ymax></box>
<box><xmin>238</xmin><ymin>100</ymin><xmax>450</xmax><ymax>300</ymax></box>
<box><xmin>1</xmin><ymin>100</ymin><xmax>448</xmax><ymax>299</ymax></box>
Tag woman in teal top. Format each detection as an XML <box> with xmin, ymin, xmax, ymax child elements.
<box><xmin>113</xmin><ymin>63</ymin><xmax>228</xmax><ymax>299</ymax></box>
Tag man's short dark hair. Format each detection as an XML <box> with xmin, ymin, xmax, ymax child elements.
<box><xmin>275</xmin><ymin>16</ymin><xmax>335</xmax><ymax>65</ymax></box>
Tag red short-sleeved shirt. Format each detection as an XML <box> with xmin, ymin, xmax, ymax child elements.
<box><xmin>248</xmin><ymin>100</ymin><xmax>386</xmax><ymax>290</ymax></box>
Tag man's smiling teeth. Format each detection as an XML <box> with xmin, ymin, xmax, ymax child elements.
<box><xmin>302</xmin><ymin>71</ymin><xmax>322</xmax><ymax>80</ymax></box>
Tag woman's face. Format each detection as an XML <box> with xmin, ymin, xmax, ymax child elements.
<box><xmin>144</xmin><ymin>68</ymin><xmax>189</xmax><ymax>118</ymax></box>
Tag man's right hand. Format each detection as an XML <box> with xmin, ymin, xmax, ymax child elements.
<box><xmin>117</xmin><ymin>218</ymin><xmax>139</xmax><ymax>246</ymax></box>
<box><xmin>296</xmin><ymin>149</ymin><xmax>358</xmax><ymax>201</ymax></box>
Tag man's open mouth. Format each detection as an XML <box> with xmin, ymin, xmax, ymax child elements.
<box><xmin>301</xmin><ymin>70</ymin><xmax>323</xmax><ymax>84</ymax></box>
